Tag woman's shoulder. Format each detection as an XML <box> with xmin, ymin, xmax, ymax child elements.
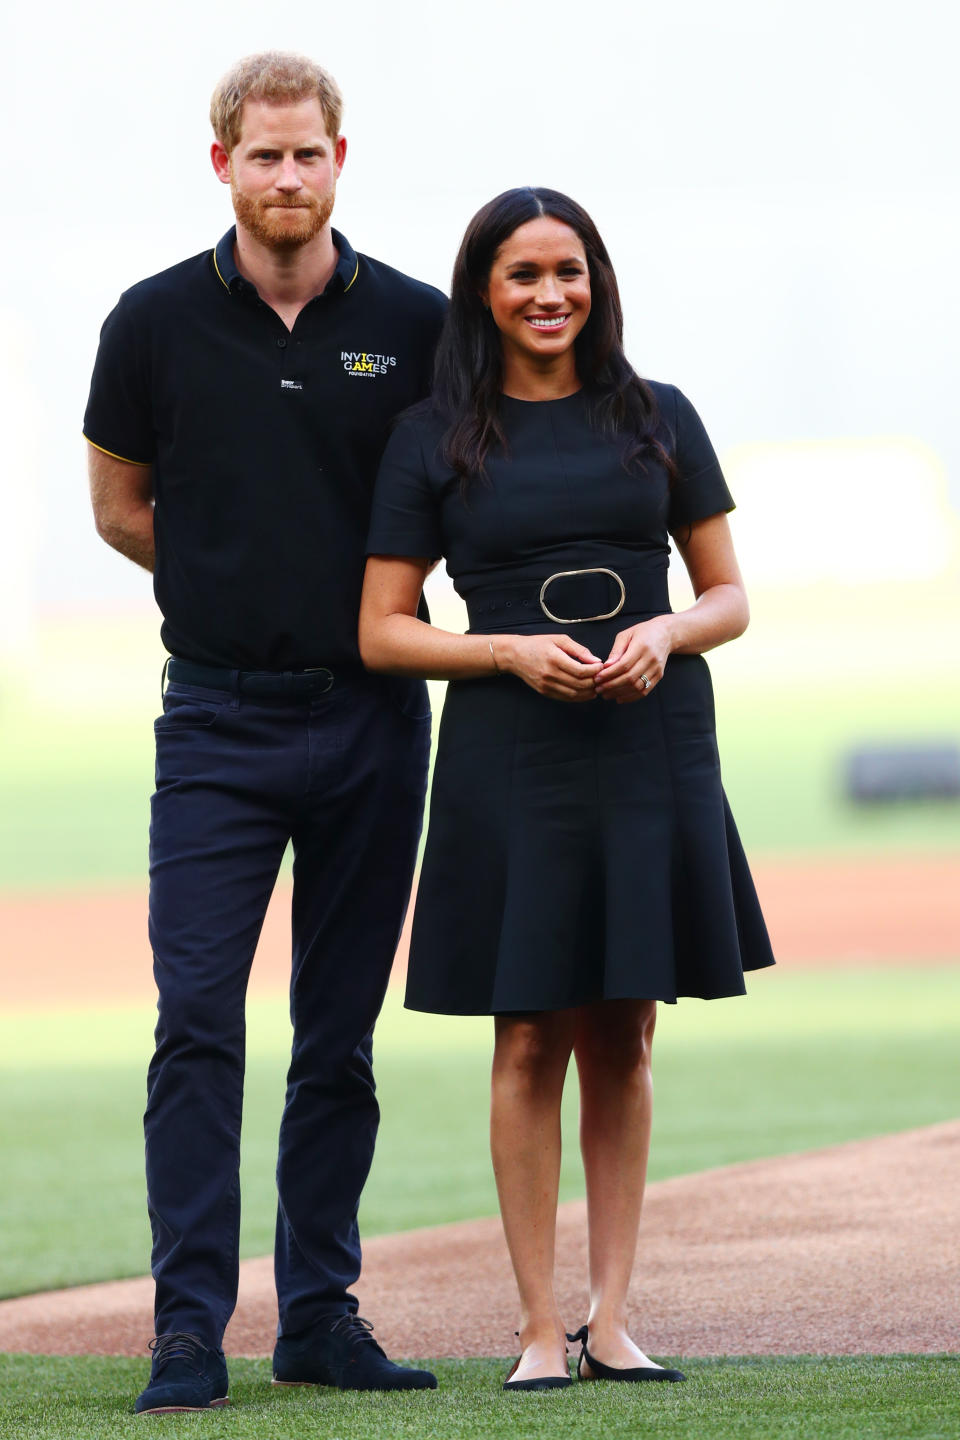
<box><xmin>638</xmin><ymin>380</ymin><xmax>709</xmax><ymax>441</ymax></box>
<box><xmin>640</xmin><ymin>378</ymin><xmax>681</xmax><ymax>413</ymax></box>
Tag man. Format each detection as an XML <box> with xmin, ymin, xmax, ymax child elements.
<box><xmin>84</xmin><ymin>52</ymin><xmax>445</xmax><ymax>1414</ymax></box>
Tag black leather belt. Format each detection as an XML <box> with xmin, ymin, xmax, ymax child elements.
<box><xmin>165</xmin><ymin>657</ymin><xmax>335</xmax><ymax>697</ymax></box>
<box><xmin>465</xmin><ymin>565</ymin><xmax>670</xmax><ymax>630</ymax></box>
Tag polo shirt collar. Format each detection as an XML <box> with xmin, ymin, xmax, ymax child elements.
<box><xmin>212</xmin><ymin>226</ymin><xmax>359</xmax><ymax>297</ymax></box>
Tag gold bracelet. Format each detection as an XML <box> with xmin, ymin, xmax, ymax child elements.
<box><xmin>488</xmin><ymin>638</ymin><xmax>500</xmax><ymax>675</ymax></box>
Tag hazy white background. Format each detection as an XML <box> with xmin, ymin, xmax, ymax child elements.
<box><xmin>1</xmin><ymin>0</ymin><xmax>957</xmax><ymax>644</ymax></box>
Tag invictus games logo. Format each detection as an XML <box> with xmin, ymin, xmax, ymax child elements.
<box><xmin>342</xmin><ymin>350</ymin><xmax>397</xmax><ymax>379</ymax></box>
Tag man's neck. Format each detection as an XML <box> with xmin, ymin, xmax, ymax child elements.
<box><xmin>233</xmin><ymin>223</ymin><xmax>340</xmax><ymax>326</ymax></box>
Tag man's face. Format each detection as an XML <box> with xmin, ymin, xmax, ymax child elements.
<box><xmin>212</xmin><ymin>97</ymin><xmax>347</xmax><ymax>251</ymax></box>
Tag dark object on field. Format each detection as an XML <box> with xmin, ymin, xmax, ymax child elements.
<box><xmin>844</xmin><ymin>743</ymin><xmax>960</xmax><ymax>802</ymax></box>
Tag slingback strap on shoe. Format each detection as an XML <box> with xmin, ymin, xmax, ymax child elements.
<box><xmin>565</xmin><ymin>1326</ymin><xmax>686</xmax><ymax>1383</ymax></box>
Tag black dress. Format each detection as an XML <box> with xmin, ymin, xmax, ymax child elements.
<box><xmin>367</xmin><ymin>383</ymin><xmax>775</xmax><ymax>1014</ymax></box>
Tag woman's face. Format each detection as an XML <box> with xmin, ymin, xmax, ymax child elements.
<box><xmin>480</xmin><ymin>216</ymin><xmax>591</xmax><ymax>368</ymax></box>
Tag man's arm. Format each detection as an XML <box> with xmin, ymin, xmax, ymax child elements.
<box><xmin>87</xmin><ymin>442</ymin><xmax>156</xmax><ymax>573</ymax></box>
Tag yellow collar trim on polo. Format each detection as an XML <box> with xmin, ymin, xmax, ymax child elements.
<box><xmin>212</xmin><ymin>246</ymin><xmax>230</xmax><ymax>292</ymax></box>
<box><xmin>215</xmin><ymin>245</ymin><xmax>357</xmax><ymax>294</ymax></box>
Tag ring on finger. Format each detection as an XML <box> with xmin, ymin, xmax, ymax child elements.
<box><xmin>640</xmin><ymin>673</ymin><xmax>651</xmax><ymax>689</ymax></box>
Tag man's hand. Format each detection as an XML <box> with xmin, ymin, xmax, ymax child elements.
<box><xmin>87</xmin><ymin>443</ymin><xmax>156</xmax><ymax>572</ymax></box>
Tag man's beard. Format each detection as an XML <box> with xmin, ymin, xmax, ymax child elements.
<box><xmin>231</xmin><ymin>182</ymin><xmax>334</xmax><ymax>252</ymax></box>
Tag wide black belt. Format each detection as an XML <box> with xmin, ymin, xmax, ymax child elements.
<box><xmin>465</xmin><ymin>565</ymin><xmax>670</xmax><ymax>630</ymax></box>
<box><xmin>165</xmin><ymin>657</ymin><xmax>335</xmax><ymax>697</ymax></box>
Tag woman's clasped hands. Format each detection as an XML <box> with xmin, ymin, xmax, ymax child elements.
<box><xmin>497</xmin><ymin>616</ymin><xmax>674</xmax><ymax>704</ymax></box>
<box><xmin>492</xmin><ymin>633</ymin><xmax>602</xmax><ymax>701</ymax></box>
<box><xmin>595</xmin><ymin>615</ymin><xmax>674</xmax><ymax>702</ymax></box>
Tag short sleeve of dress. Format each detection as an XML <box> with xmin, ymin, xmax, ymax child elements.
<box><xmin>666</xmin><ymin>387</ymin><xmax>735</xmax><ymax>533</ymax></box>
<box><xmin>367</xmin><ymin>416</ymin><xmax>444</xmax><ymax>559</ymax></box>
<box><xmin>83</xmin><ymin>294</ymin><xmax>156</xmax><ymax>466</ymax></box>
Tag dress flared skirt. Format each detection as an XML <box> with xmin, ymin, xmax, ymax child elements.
<box><xmin>405</xmin><ymin>650</ymin><xmax>775</xmax><ymax>1015</ymax></box>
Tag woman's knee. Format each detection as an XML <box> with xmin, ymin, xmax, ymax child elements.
<box><xmin>576</xmin><ymin>999</ymin><xmax>657</xmax><ymax>1077</ymax></box>
<box><xmin>493</xmin><ymin>1013</ymin><xmax>574</xmax><ymax>1084</ymax></box>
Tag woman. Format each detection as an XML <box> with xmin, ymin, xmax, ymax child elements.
<box><xmin>359</xmin><ymin>188</ymin><xmax>775</xmax><ymax>1390</ymax></box>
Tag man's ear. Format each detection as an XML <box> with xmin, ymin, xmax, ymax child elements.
<box><xmin>334</xmin><ymin>134</ymin><xmax>347</xmax><ymax>178</ymax></box>
<box><xmin>211</xmin><ymin>141</ymin><xmax>231</xmax><ymax>185</ymax></box>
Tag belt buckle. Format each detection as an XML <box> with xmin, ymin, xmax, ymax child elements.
<box><xmin>301</xmin><ymin>667</ymin><xmax>334</xmax><ymax>694</ymax></box>
<box><xmin>539</xmin><ymin>567</ymin><xmax>626</xmax><ymax>624</ymax></box>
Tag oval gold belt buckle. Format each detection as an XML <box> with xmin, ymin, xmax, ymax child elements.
<box><xmin>539</xmin><ymin>567</ymin><xmax>626</xmax><ymax>624</ymax></box>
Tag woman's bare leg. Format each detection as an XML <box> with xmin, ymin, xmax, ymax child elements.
<box><xmin>490</xmin><ymin>1010</ymin><xmax>577</xmax><ymax>1382</ymax></box>
<box><xmin>574</xmin><ymin>997</ymin><xmax>663</xmax><ymax>1372</ymax></box>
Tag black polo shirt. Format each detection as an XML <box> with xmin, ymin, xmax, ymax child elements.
<box><xmin>84</xmin><ymin>228</ymin><xmax>446</xmax><ymax>668</ymax></box>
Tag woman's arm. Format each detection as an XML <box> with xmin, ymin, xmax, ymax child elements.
<box><xmin>595</xmin><ymin>512</ymin><xmax>748</xmax><ymax>703</ymax></box>
<box><xmin>359</xmin><ymin>556</ymin><xmax>603</xmax><ymax>701</ymax></box>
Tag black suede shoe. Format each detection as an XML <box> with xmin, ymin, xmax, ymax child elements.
<box><xmin>134</xmin><ymin>1333</ymin><xmax>229</xmax><ymax>1414</ymax></box>
<box><xmin>273</xmin><ymin>1314</ymin><xmax>437</xmax><ymax>1391</ymax></box>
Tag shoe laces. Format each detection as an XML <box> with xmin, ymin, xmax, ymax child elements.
<box><xmin>327</xmin><ymin>1314</ymin><xmax>383</xmax><ymax>1352</ymax></box>
<box><xmin>149</xmin><ymin>1333</ymin><xmax>209</xmax><ymax>1372</ymax></box>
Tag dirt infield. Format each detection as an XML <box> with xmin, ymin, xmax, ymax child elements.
<box><xmin>2</xmin><ymin>854</ymin><xmax>959</xmax><ymax>1009</ymax></box>
<box><xmin>0</xmin><ymin>1121</ymin><xmax>956</xmax><ymax>1358</ymax></box>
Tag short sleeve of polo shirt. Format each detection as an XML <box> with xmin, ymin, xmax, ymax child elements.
<box><xmin>83</xmin><ymin>295</ymin><xmax>155</xmax><ymax>466</ymax></box>
<box><xmin>665</xmin><ymin>387</ymin><xmax>735</xmax><ymax>532</ymax></box>
<box><xmin>367</xmin><ymin>417</ymin><xmax>444</xmax><ymax>559</ymax></box>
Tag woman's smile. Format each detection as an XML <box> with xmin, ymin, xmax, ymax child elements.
<box><xmin>524</xmin><ymin>313</ymin><xmax>570</xmax><ymax>330</ymax></box>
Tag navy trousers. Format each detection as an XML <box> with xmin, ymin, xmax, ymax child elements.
<box><xmin>146</xmin><ymin>669</ymin><xmax>430</xmax><ymax>1348</ymax></box>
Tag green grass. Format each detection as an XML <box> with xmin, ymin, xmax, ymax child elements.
<box><xmin>2</xmin><ymin>967</ymin><xmax>958</xmax><ymax>1298</ymax></box>
<box><xmin>0</xmin><ymin>1355</ymin><xmax>957</xmax><ymax>1440</ymax></box>
<box><xmin>0</xmin><ymin>708</ymin><xmax>151</xmax><ymax>890</ymax></box>
<box><xmin>1</xmin><ymin>666</ymin><xmax>959</xmax><ymax>889</ymax></box>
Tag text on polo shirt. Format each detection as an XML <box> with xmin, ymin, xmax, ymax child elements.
<box><xmin>341</xmin><ymin>351</ymin><xmax>398</xmax><ymax>378</ymax></box>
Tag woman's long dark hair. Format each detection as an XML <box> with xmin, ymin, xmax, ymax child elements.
<box><xmin>431</xmin><ymin>186</ymin><xmax>672</xmax><ymax>488</ymax></box>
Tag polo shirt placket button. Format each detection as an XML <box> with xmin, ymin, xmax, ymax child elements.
<box><xmin>277</xmin><ymin>338</ymin><xmax>287</xmax><ymax>348</ymax></box>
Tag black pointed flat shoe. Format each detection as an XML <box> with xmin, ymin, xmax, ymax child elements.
<box><xmin>502</xmin><ymin>1356</ymin><xmax>571</xmax><ymax>1391</ymax></box>
<box><xmin>502</xmin><ymin>1333</ymin><xmax>572</xmax><ymax>1391</ymax></box>
<box><xmin>566</xmin><ymin>1326</ymin><xmax>686</xmax><ymax>1383</ymax></box>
